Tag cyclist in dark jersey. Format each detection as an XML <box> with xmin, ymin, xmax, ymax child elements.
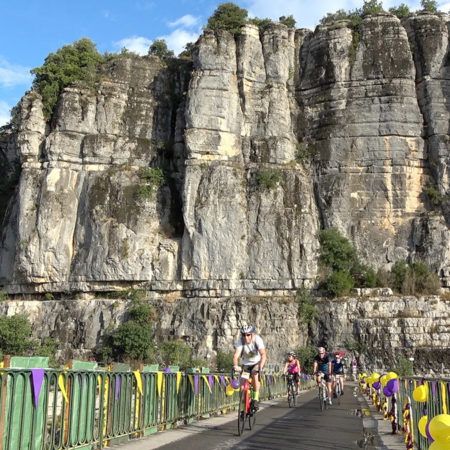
<box><xmin>332</xmin><ymin>354</ymin><xmax>345</xmax><ymax>396</ymax></box>
<box><xmin>313</xmin><ymin>347</ymin><xmax>333</xmax><ymax>405</ymax></box>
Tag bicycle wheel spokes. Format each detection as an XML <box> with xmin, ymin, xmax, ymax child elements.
<box><xmin>237</xmin><ymin>389</ymin><xmax>246</xmax><ymax>436</ymax></box>
<box><xmin>248</xmin><ymin>402</ymin><xmax>256</xmax><ymax>430</ymax></box>
<box><xmin>319</xmin><ymin>386</ymin><xmax>324</xmax><ymax>411</ymax></box>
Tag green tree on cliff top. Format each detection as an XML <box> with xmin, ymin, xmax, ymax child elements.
<box><xmin>206</xmin><ymin>2</ymin><xmax>248</xmax><ymax>34</ymax></box>
<box><xmin>421</xmin><ymin>0</ymin><xmax>438</xmax><ymax>13</ymax></box>
<box><xmin>32</xmin><ymin>38</ymin><xmax>103</xmax><ymax>119</ymax></box>
<box><xmin>148</xmin><ymin>39</ymin><xmax>174</xmax><ymax>59</ymax></box>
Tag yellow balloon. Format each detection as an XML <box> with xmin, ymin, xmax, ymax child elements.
<box><xmin>418</xmin><ymin>416</ymin><xmax>428</xmax><ymax>438</ymax></box>
<box><xmin>429</xmin><ymin>414</ymin><xmax>450</xmax><ymax>441</ymax></box>
<box><xmin>380</xmin><ymin>375</ymin><xmax>388</xmax><ymax>387</ymax></box>
<box><xmin>371</xmin><ymin>372</ymin><xmax>380</xmax><ymax>381</ymax></box>
<box><xmin>429</xmin><ymin>436</ymin><xmax>450</xmax><ymax>450</ymax></box>
<box><xmin>413</xmin><ymin>385</ymin><xmax>428</xmax><ymax>403</ymax></box>
<box><xmin>386</xmin><ymin>372</ymin><xmax>398</xmax><ymax>381</ymax></box>
<box><xmin>225</xmin><ymin>385</ymin><xmax>235</xmax><ymax>397</ymax></box>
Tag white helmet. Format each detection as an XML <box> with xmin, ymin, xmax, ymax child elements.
<box><xmin>240</xmin><ymin>324</ymin><xmax>256</xmax><ymax>334</ymax></box>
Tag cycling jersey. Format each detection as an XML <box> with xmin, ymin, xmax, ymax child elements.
<box><xmin>333</xmin><ymin>361</ymin><xmax>344</xmax><ymax>374</ymax></box>
<box><xmin>314</xmin><ymin>353</ymin><xmax>331</xmax><ymax>374</ymax></box>
<box><xmin>235</xmin><ymin>335</ymin><xmax>265</xmax><ymax>366</ymax></box>
<box><xmin>287</xmin><ymin>361</ymin><xmax>299</xmax><ymax>374</ymax></box>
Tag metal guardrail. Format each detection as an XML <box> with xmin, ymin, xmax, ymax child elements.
<box><xmin>0</xmin><ymin>365</ymin><xmax>314</xmax><ymax>450</ymax></box>
<box><xmin>363</xmin><ymin>376</ymin><xmax>450</xmax><ymax>450</ymax></box>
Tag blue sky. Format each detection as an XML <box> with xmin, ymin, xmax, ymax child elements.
<box><xmin>0</xmin><ymin>0</ymin><xmax>448</xmax><ymax>125</ymax></box>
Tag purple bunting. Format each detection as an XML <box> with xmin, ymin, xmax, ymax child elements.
<box><xmin>164</xmin><ymin>367</ymin><xmax>171</xmax><ymax>374</ymax></box>
<box><xmin>115</xmin><ymin>376</ymin><xmax>122</xmax><ymax>400</ymax></box>
<box><xmin>219</xmin><ymin>375</ymin><xmax>226</xmax><ymax>387</ymax></box>
<box><xmin>208</xmin><ymin>375</ymin><xmax>214</xmax><ymax>387</ymax></box>
<box><xmin>373</xmin><ymin>381</ymin><xmax>381</xmax><ymax>390</ymax></box>
<box><xmin>194</xmin><ymin>375</ymin><xmax>199</xmax><ymax>394</ymax></box>
<box><xmin>383</xmin><ymin>386</ymin><xmax>393</xmax><ymax>397</ymax></box>
<box><xmin>425</xmin><ymin>422</ymin><xmax>434</xmax><ymax>443</ymax></box>
<box><xmin>30</xmin><ymin>369</ymin><xmax>45</xmax><ymax>408</ymax></box>
<box><xmin>431</xmin><ymin>381</ymin><xmax>437</xmax><ymax>397</ymax></box>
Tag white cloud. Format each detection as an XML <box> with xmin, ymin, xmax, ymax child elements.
<box><xmin>0</xmin><ymin>58</ymin><xmax>32</xmax><ymax>88</ymax></box>
<box><xmin>114</xmin><ymin>36</ymin><xmax>153</xmax><ymax>55</ymax></box>
<box><xmin>439</xmin><ymin>2</ymin><xmax>450</xmax><ymax>12</ymax></box>
<box><xmin>169</xmin><ymin>14</ymin><xmax>200</xmax><ymax>29</ymax></box>
<box><xmin>0</xmin><ymin>101</ymin><xmax>11</xmax><ymax>127</ymax></box>
<box><xmin>158</xmin><ymin>29</ymin><xmax>200</xmax><ymax>55</ymax></box>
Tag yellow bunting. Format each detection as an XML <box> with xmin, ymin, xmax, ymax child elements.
<box><xmin>156</xmin><ymin>371</ymin><xmax>163</xmax><ymax>397</ymax></box>
<box><xmin>214</xmin><ymin>375</ymin><xmax>219</xmax><ymax>384</ymax></box>
<box><xmin>188</xmin><ymin>374</ymin><xmax>195</xmax><ymax>392</ymax></box>
<box><xmin>133</xmin><ymin>370</ymin><xmax>143</xmax><ymax>396</ymax></box>
<box><xmin>97</xmin><ymin>375</ymin><xmax>102</xmax><ymax>386</ymax></box>
<box><xmin>386</xmin><ymin>372</ymin><xmax>398</xmax><ymax>381</ymax></box>
<box><xmin>202</xmin><ymin>375</ymin><xmax>212</xmax><ymax>393</ymax></box>
<box><xmin>0</xmin><ymin>362</ymin><xmax>3</xmax><ymax>369</ymax></box>
<box><xmin>429</xmin><ymin>437</ymin><xmax>450</xmax><ymax>450</ymax></box>
<box><xmin>176</xmin><ymin>372</ymin><xmax>182</xmax><ymax>393</ymax></box>
<box><xmin>441</xmin><ymin>383</ymin><xmax>448</xmax><ymax>415</ymax></box>
<box><xmin>380</xmin><ymin>375</ymin><xmax>388</xmax><ymax>387</ymax></box>
<box><xmin>58</xmin><ymin>374</ymin><xmax>69</xmax><ymax>403</ymax></box>
<box><xmin>418</xmin><ymin>416</ymin><xmax>428</xmax><ymax>438</ymax></box>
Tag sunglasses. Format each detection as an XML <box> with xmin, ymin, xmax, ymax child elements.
<box><xmin>243</xmin><ymin>333</ymin><xmax>252</xmax><ymax>337</ymax></box>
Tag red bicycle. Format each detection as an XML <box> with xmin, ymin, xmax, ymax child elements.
<box><xmin>236</xmin><ymin>369</ymin><xmax>257</xmax><ymax>435</ymax></box>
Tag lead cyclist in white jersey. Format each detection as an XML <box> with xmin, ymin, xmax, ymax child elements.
<box><xmin>233</xmin><ymin>325</ymin><xmax>267</xmax><ymax>409</ymax></box>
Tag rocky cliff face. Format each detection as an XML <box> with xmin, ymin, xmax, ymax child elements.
<box><xmin>0</xmin><ymin>12</ymin><xmax>449</xmax><ymax>367</ymax></box>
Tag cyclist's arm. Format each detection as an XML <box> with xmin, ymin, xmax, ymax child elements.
<box><xmin>258</xmin><ymin>348</ymin><xmax>267</xmax><ymax>370</ymax></box>
<box><xmin>328</xmin><ymin>360</ymin><xmax>332</xmax><ymax>376</ymax></box>
<box><xmin>313</xmin><ymin>361</ymin><xmax>318</xmax><ymax>374</ymax></box>
<box><xmin>233</xmin><ymin>347</ymin><xmax>242</xmax><ymax>368</ymax></box>
<box><xmin>283</xmin><ymin>362</ymin><xmax>289</xmax><ymax>374</ymax></box>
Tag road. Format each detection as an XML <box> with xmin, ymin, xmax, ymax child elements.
<box><xmin>125</xmin><ymin>385</ymin><xmax>370</xmax><ymax>450</ymax></box>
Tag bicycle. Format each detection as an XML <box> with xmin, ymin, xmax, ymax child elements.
<box><xmin>235</xmin><ymin>369</ymin><xmax>257</xmax><ymax>435</ymax></box>
<box><xmin>285</xmin><ymin>373</ymin><xmax>296</xmax><ymax>407</ymax></box>
<box><xmin>334</xmin><ymin>374</ymin><xmax>343</xmax><ymax>405</ymax></box>
<box><xmin>316</xmin><ymin>372</ymin><xmax>328</xmax><ymax>411</ymax></box>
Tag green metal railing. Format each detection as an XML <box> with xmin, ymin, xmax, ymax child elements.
<box><xmin>0</xmin><ymin>364</ymin><xmax>313</xmax><ymax>449</ymax></box>
<box><xmin>363</xmin><ymin>376</ymin><xmax>450</xmax><ymax>450</ymax></box>
<box><xmin>396</xmin><ymin>377</ymin><xmax>450</xmax><ymax>450</ymax></box>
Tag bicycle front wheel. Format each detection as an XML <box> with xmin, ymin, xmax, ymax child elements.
<box><xmin>288</xmin><ymin>383</ymin><xmax>296</xmax><ymax>407</ymax></box>
<box><xmin>237</xmin><ymin>389</ymin><xmax>246</xmax><ymax>436</ymax></box>
<box><xmin>248</xmin><ymin>400</ymin><xmax>256</xmax><ymax>429</ymax></box>
<box><xmin>319</xmin><ymin>386</ymin><xmax>324</xmax><ymax>411</ymax></box>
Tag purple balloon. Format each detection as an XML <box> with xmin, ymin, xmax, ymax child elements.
<box><xmin>383</xmin><ymin>386</ymin><xmax>393</xmax><ymax>397</ymax></box>
<box><xmin>231</xmin><ymin>379</ymin><xmax>240</xmax><ymax>389</ymax></box>
<box><xmin>386</xmin><ymin>378</ymin><xmax>399</xmax><ymax>394</ymax></box>
<box><xmin>373</xmin><ymin>381</ymin><xmax>381</xmax><ymax>390</ymax></box>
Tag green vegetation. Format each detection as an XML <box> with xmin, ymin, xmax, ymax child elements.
<box><xmin>423</xmin><ymin>184</ymin><xmax>445</xmax><ymax>208</ymax></box>
<box><xmin>279</xmin><ymin>15</ymin><xmax>296</xmax><ymax>28</ymax></box>
<box><xmin>148</xmin><ymin>39</ymin><xmax>174</xmax><ymax>59</ymax></box>
<box><xmin>361</xmin><ymin>0</ymin><xmax>384</xmax><ymax>16</ymax></box>
<box><xmin>391</xmin><ymin>260</ymin><xmax>440</xmax><ymax>295</ymax></box>
<box><xmin>206</xmin><ymin>2</ymin><xmax>248</xmax><ymax>34</ymax></box>
<box><xmin>295</xmin><ymin>142</ymin><xmax>317</xmax><ymax>163</ymax></box>
<box><xmin>248</xmin><ymin>17</ymin><xmax>273</xmax><ymax>30</ymax></box>
<box><xmin>31</xmin><ymin>38</ymin><xmax>104</xmax><ymax>119</ymax></box>
<box><xmin>296</xmin><ymin>288</ymin><xmax>317</xmax><ymax>325</ymax></box>
<box><xmin>318</xmin><ymin>228</ymin><xmax>440</xmax><ymax>297</ymax></box>
<box><xmin>295</xmin><ymin>346</ymin><xmax>316</xmax><ymax>374</ymax></box>
<box><xmin>395</xmin><ymin>356</ymin><xmax>414</xmax><ymax>376</ymax></box>
<box><xmin>34</xmin><ymin>338</ymin><xmax>59</xmax><ymax>367</ymax></box>
<box><xmin>98</xmin><ymin>299</ymin><xmax>156</xmax><ymax>363</ymax></box>
<box><xmin>0</xmin><ymin>315</ymin><xmax>34</xmax><ymax>355</ymax></box>
<box><xmin>158</xmin><ymin>340</ymin><xmax>193</xmax><ymax>368</ymax></box>
<box><xmin>216</xmin><ymin>350</ymin><xmax>234</xmax><ymax>371</ymax></box>
<box><xmin>421</xmin><ymin>0</ymin><xmax>438</xmax><ymax>13</ymax></box>
<box><xmin>389</xmin><ymin>3</ymin><xmax>411</xmax><ymax>18</ymax></box>
<box><xmin>256</xmin><ymin>169</ymin><xmax>282</xmax><ymax>191</ymax></box>
<box><xmin>0</xmin><ymin>291</ymin><xmax>8</xmax><ymax>302</ymax></box>
<box><xmin>137</xmin><ymin>167</ymin><xmax>165</xmax><ymax>200</ymax></box>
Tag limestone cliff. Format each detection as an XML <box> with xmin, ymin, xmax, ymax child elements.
<box><xmin>0</xmin><ymin>12</ymin><xmax>449</xmax><ymax>367</ymax></box>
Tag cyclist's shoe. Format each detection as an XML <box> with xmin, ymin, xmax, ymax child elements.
<box><xmin>328</xmin><ymin>398</ymin><xmax>333</xmax><ymax>405</ymax></box>
<box><xmin>252</xmin><ymin>400</ymin><xmax>260</xmax><ymax>411</ymax></box>
<box><xmin>341</xmin><ymin>391</ymin><xmax>344</xmax><ymax>396</ymax></box>
<box><xmin>333</xmin><ymin>392</ymin><xmax>337</xmax><ymax>398</ymax></box>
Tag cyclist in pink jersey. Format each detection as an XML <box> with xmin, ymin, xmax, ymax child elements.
<box><xmin>283</xmin><ymin>351</ymin><xmax>301</xmax><ymax>394</ymax></box>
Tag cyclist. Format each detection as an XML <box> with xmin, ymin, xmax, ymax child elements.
<box><xmin>233</xmin><ymin>324</ymin><xmax>267</xmax><ymax>410</ymax></box>
<box><xmin>332</xmin><ymin>353</ymin><xmax>345</xmax><ymax>397</ymax></box>
<box><xmin>313</xmin><ymin>346</ymin><xmax>333</xmax><ymax>405</ymax></box>
<box><xmin>283</xmin><ymin>351</ymin><xmax>301</xmax><ymax>395</ymax></box>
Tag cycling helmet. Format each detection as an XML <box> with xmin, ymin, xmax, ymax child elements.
<box><xmin>240</xmin><ymin>324</ymin><xmax>256</xmax><ymax>334</ymax></box>
<box><xmin>287</xmin><ymin>351</ymin><xmax>296</xmax><ymax>357</ymax></box>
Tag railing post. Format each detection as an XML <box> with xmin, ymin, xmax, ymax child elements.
<box><xmin>0</xmin><ymin>355</ymin><xmax>11</xmax><ymax>450</ymax></box>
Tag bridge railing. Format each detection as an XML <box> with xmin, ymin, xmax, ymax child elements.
<box><xmin>0</xmin><ymin>363</ymin><xmax>314</xmax><ymax>450</ymax></box>
<box><xmin>363</xmin><ymin>376</ymin><xmax>450</xmax><ymax>450</ymax></box>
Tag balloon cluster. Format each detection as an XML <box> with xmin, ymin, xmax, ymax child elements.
<box><xmin>364</xmin><ymin>371</ymin><xmax>399</xmax><ymax>397</ymax></box>
<box><xmin>417</xmin><ymin>413</ymin><xmax>450</xmax><ymax>450</ymax></box>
